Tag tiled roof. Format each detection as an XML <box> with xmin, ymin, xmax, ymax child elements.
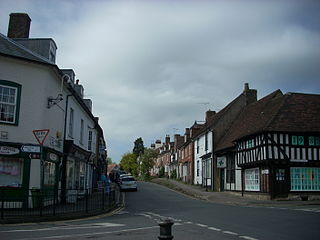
<box><xmin>216</xmin><ymin>90</ymin><xmax>320</xmax><ymax>151</ymax></box>
<box><xmin>193</xmin><ymin>89</ymin><xmax>253</xmax><ymax>146</ymax></box>
<box><xmin>0</xmin><ymin>33</ymin><xmax>53</xmax><ymax>65</ymax></box>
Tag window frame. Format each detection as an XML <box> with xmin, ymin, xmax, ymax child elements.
<box><xmin>88</xmin><ymin>129</ymin><xmax>93</xmax><ymax>151</ymax></box>
<box><xmin>80</xmin><ymin>119</ymin><xmax>84</xmax><ymax>145</ymax></box>
<box><xmin>68</xmin><ymin>108</ymin><xmax>74</xmax><ymax>138</ymax></box>
<box><xmin>0</xmin><ymin>80</ymin><xmax>22</xmax><ymax>125</ymax></box>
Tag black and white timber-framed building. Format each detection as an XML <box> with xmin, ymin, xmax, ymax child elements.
<box><xmin>216</xmin><ymin>90</ymin><xmax>320</xmax><ymax>199</ymax></box>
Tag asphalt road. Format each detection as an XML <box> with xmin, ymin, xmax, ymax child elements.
<box><xmin>0</xmin><ymin>181</ymin><xmax>319</xmax><ymax>240</ymax></box>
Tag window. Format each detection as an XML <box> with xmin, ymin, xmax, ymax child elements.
<box><xmin>196</xmin><ymin>139</ymin><xmax>199</xmax><ymax>154</ymax></box>
<box><xmin>68</xmin><ymin>108</ymin><xmax>74</xmax><ymax>137</ymax></box>
<box><xmin>226</xmin><ymin>156</ymin><xmax>235</xmax><ymax>183</ymax></box>
<box><xmin>80</xmin><ymin>119</ymin><xmax>84</xmax><ymax>144</ymax></box>
<box><xmin>67</xmin><ymin>160</ymin><xmax>74</xmax><ymax>189</ymax></box>
<box><xmin>276</xmin><ymin>169</ymin><xmax>285</xmax><ymax>181</ymax></box>
<box><xmin>206</xmin><ymin>159</ymin><xmax>211</xmax><ymax>178</ymax></box>
<box><xmin>291</xmin><ymin>167</ymin><xmax>320</xmax><ymax>191</ymax></box>
<box><xmin>308</xmin><ymin>136</ymin><xmax>320</xmax><ymax>146</ymax></box>
<box><xmin>309</xmin><ymin>136</ymin><xmax>315</xmax><ymax>146</ymax></box>
<box><xmin>292</xmin><ymin>135</ymin><xmax>304</xmax><ymax>146</ymax></box>
<box><xmin>88</xmin><ymin>130</ymin><xmax>93</xmax><ymax>151</ymax></box>
<box><xmin>205</xmin><ymin>133</ymin><xmax>208</xmax><ymax>151</ymax></box>
<box><xmin>245</xmin><ymin>168</ymin><xmax>260</xmax><ymax>191</ymax></box>
<box><xmin>247</xmin><ymin>139</ymin><xmax>253</xmax><ymax>148</ymax></box>
<box><xmin>0</xmin><ymin>81</ymin><xmax>21</xmax><ymax>125</ymax></box>
<box><xmin>43</xmin><ymin>161</ymin><xmax>56</xmax><ymax>186</ymax></box>
<box><xmin>0</xmin><ymin>157</ymin><xmax>24</xmax><ymax>187</ymax></box>
<box><xmin>197</xmin><ymin>160</ymin><xmax>200</xmax><ymax>177</ymax></box>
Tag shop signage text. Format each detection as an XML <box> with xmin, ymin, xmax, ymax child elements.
<box><xmin>0</xmin><ymin>146</ymin><xmax>20</xmax><ymax>155</ymax></box>
<box><xmin>21</xmin><ymin>145</ymin><xmax>41</xmax><ymax>153</ymax></box>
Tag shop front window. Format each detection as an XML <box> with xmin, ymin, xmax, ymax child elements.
<box><xmin>245</xmin><ymin>168</ymin><xmax>260</xmax><ymax>191</ymax></box>
<box><xmin>67</xmin><ymin>160</ymin><xmax>74</xmax><ymax>189</ymax></box>
<box><xmin>43</xmin><ymin>161</ymin><xmax>56</xmax><ymax>186</ymax></box>
<box><xmin>79</xmin><ymin>161</ymin><xmax>85</xmax><ymax>190</ymax></box>
<box><xmin>0</xmin><ymin>157</ymin><xmax>23</xmax><ymax>187</ymax></box>
<box><xmin>291</xmin><ymin>167</ymin><xmax>320</xmax><ymax>191</ymax></box>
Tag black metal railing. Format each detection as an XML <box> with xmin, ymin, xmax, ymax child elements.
<box><xmin>0</xmin><ymin>184</ymin><xmax>123</xmax><ymax>223</ymax></box>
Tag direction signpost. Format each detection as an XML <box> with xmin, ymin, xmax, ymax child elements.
<box><xmin>32</xmin><ymin>129</ymin><xmax>50</xmax><ymax>191</ymax></box>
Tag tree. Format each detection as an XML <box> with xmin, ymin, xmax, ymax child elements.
<box><xmin>119</xmin><ymin>153</ymin><xmax>138</xmax><ymax>176</ymax></box>
<box><xmin>133</xmin><ymin>137</ymin><xmax>144</xmax><ymax>157</ymax></box>
<box><xmin>106</xmin><ymin>157</ymin><xmax>113</xmax><ymax>164</ymax></box>
<box><xmin>140</xmin><ymin>148</ymin><xmax>158</xmax><ymax>179</ymax></box>
<box><xmin>159</xmin><ymin>166</ymin><xmax>165</xmax><ymax>178</ymax></box>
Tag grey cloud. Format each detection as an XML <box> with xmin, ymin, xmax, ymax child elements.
<box><xmin>1</xmin><ymin>0</ymin><xmax>319</xmax><ymax>162</ymax></box>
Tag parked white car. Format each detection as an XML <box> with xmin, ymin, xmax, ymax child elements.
<box><xmin>119</xmin><ymin>176</ymin><xmax>138</xmax><ymax>191</ymax></box>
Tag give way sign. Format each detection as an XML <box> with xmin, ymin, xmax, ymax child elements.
<box><xmin>32</xmin><ymin>129</ymin><xmax>50</xmax><ymax>145</ymax></box>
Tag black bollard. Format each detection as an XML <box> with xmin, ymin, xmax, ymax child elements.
<box><xmin>158</xmin><ymin>219</ymin><xmax>174</xmax><ymax>240</ymax></box>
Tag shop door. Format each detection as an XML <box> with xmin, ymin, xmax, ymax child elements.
<box><xmin>274</xmin><ymin>168</ymin><xmax>288</xmax><ymax>197</ymax></box>
<box><xmin>220</xmin><ymin>169</ymin><xmax>225</xmax><ymax>191</ymax></box>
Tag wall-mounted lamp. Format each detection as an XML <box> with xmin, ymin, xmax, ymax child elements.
<box><xmin>47</xmin><ymin>94</ymin><xmax>63</xmax><ymax>108</ymax></box>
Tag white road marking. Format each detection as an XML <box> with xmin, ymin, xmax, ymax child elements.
<box><xmin>223</xmin><ymin>230</ymin><xmax>238</xmax><ymax>235</ymax></box>
<box><xmin>0</xmin><ymin>223</ymin><xmax>125</xmax><ymax>233</ymax></box>
<box><xmin>196</xmin><ymin>223</ymin><xmax>208</xmax><ymax>227</ymax></box>
<box><xmin>239</xmin><ymin>235</ymin><xmax>259</xmax><ymax>240</ymax></box>
<box><xmin>16</xmin><ymin>225</ymin><xmax>159</xmax><ymax>240</ymax></box>
<box><xmin>296</xmin><ymin>208</ymin><xmax>314</xmax><ymax>212</ymax></box>
<box><xmin>208</xmin><ymin>227</ymin><xmax>221</xmax><ymax>231</ymax></box>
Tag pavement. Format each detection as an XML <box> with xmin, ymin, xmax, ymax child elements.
<box><xmin>151</xmin><ymin>178</ymin><xmax>320</xmax><ymax>208</ymax></box>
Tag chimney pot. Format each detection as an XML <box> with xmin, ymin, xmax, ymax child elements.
<box><xmin>8</xmin><ymin>13</ymin><xmax>31</xmax><ymax>38</ymax></box>
<box><xmin>244</xmin><ymin>83</ymin><xmax>249</xmax><ymax>91</ymax></box>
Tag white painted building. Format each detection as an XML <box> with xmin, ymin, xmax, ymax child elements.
<box><xmin>0</xmin><ymin>13</ymin><xmax>106</xmax><ymax>207</ymax></box>
<box><xmin>194</xmin><ymin>129</ymin><xmax>213</xmax><ymax>187</ymax></box>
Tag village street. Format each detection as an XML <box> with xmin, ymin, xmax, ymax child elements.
<box><xmin>1</xmin><ymin>181</ymin><xmax>320</xmax><ymax>240</ymax></box>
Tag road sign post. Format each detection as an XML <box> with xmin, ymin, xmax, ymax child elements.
<box><xmin>32</xmin><ymin>129</ymin><xmax>50</xmax><ymax>145</ymax></box>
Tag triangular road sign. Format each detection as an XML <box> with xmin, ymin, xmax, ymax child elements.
<box><xmin>33</xmin><ymin>129</ymin><xmax>50</xmax><ymax>145</ymax></box>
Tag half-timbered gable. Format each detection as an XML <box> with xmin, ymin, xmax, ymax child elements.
<box><xmin>216</xmin><ymin>90</ymin><xmax>320</xmax><ymax>198</ymax></box>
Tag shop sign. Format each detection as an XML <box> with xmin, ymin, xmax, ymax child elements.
<box><xmin>290</xmin><ymin>159</ymin><xmax>308</xmax><ymax>163</ymax></box>
<box><xmin>261</xmin><ymin>169</ymin><xmax>269</xmax><ymax>175</ymax></box>
<box><xmin>74</xmin><ymin>151</ymin><xmax>88</xmax><ymax>161</ymax></box>
<box><xmin>49</xmin><ymin>153</ymin><xmax>58</xmax><ymax>162</ymax></box>
<box><xmin>217</xmin><ymin>156</ymin><xmax>226</xmax><ymax>168</ymax></box>
<box><xmin>21</xmin><ymin>145</ymin><xmax>41</xmax><ymax>153</ymax></box>
<box><xmin>0</xmin><ymin>146</ymin><xmax>20</xmax><ymax>155</ymax></box>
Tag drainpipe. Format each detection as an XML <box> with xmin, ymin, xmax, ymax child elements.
<box><xmin>61</xmin><ymin>94</ymin><xmax>72</xmax><ymax>204</ymax></box>
<box><xmin>211</xmin><ymin>129</ymin><xmax>214</xmax><ymax>191</ymax></box>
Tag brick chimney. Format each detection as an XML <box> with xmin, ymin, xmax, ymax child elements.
<box><xmin>165</xmin><ymin>135</ymin><xmax>170</xmax><ymax>144</ymax></box>
<box><xmin>243</xmin><ymin>83</ymin><xmax>257</xmax><ymax>105</ymax></box>
<box><xmin>7</xmin><ymin>13</ymin><xmax>31</xmax><ymax>38</ymax></box>
<box><xmin>184</xmin><ymin>128</ymin><xmax>190</xmax><ymax>142</ymax></box>
<box><xmin>205</xmin><ymin>110</ymin><xmax>216</xmax><ymax>122</ymax></box>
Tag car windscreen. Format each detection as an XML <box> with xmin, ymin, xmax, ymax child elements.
<box><xmin>122</xmin><ymin>177</ymin><xmax>135</xmax><ymax>182</ymax></box>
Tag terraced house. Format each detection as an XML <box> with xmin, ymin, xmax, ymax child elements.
<box><xmin>151</xmin><ymin>84</ymin><xmax>320</xmax><ymax>200</ymax></box>
<box><xmin>0</xmin><ymin>13</ymin><xmax>107</xmax><ymax>207</ymax></box>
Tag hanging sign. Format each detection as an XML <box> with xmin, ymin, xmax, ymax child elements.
<box><xmin>32</xmin><ymin>129</ymin><xmax>50</xmax><ymax>145</ymax></box>
<box><xmin>217</xmin><ymin>156</ymin><xmax>226</xmax><ymax>168</ymax></box>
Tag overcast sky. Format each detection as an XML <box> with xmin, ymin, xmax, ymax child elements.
<box><xmin>1</xmin><ymin>0</ymin><xmax>319</xmax><ymax>162</ymax></box>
